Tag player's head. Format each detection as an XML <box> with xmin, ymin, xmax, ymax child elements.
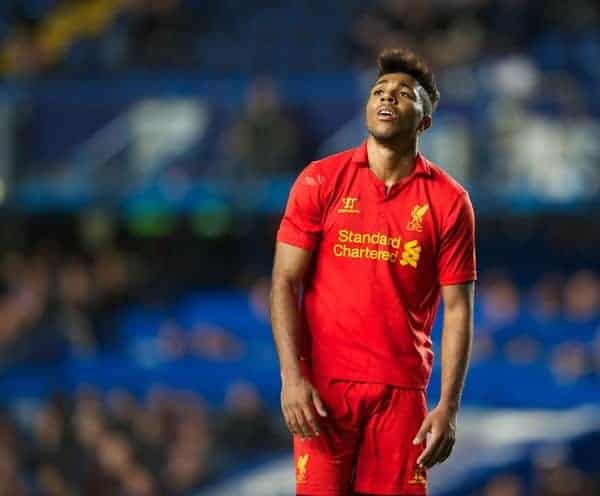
<box><xmin>366</xmin><ymin>48</ymin><xmax>440</xmax><ymax>143</ymax></box>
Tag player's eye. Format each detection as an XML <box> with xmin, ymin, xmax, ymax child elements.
<box><xmin>373</xmin><ymin>89</ymin><xmax>383</xmax><ymax>95</ymax></box>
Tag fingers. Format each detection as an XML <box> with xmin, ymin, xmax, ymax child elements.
<box><xmin>312</xmin><ymin>391</ymin><xmax>328</xmax><ymax>417</ymax></box>
<box><xmin>283</xmin><ymin>407</ymin><xmax>302</xmax><ymax>436</ymax></box>
<box><xmin>282</xmin><ymin>401</ymin><xmax>323</xmax><ymax>438</ymax></box>
<box><xmin>294</xmin><ymin>409</ymin><xmax>309</xmax><ymax>437</ymax></box>
<box><xmin>413</xmin><ymin>416</ymin><xmax>432</xmax><ymax>445</ymax></box>
<box><xmin>425</xmin><ymin>435</ymin><xmax>446</xmax><ymax>468</ymax></box>
<box><xmin>281</xmin><ymin>381</ymin><xmax>327</xmax><ymax>439</ymax></box>
<box><xmin>418</xmin><ymin>432</ymin><xmax>455</xmax><ymax>468</ymax></box>
<box><xmin>436</xmin><ymin>436</ymin><xmax>455</xmax><ymax>465</ymax></box>
<box><xmin>301</xmin><ymin>405</ymin><xmax>321</xmax><ymax>437</ymax></box>
<box><xmin>417</xmin><ymin>429</ymin><xmax>441</xmax><ymax>468</ymax></box>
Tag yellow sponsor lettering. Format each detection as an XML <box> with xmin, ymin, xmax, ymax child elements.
<box><xmin>333</xmin><ymin>244</ymin><xmax>400</xmax><ymax>264</ymax></box>
<box><xmin>350</xmin><ymin>231</ymin><xmax>363</xmax><ymax>243</ymax></box>
<box><xmin>338</xmin><ymin>230</ymin><xmax>402</xmax><ymax>247</ymax></box>
<box><xmin>332</xmin><ymin>229</ymin><xmax>419</xmax><ymax>267</ymax></box>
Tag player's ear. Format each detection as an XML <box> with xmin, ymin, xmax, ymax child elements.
<box><xmin>419</xmin><ymin>115</ymin><xmax>432</xmax><ymax>133</ymax></box>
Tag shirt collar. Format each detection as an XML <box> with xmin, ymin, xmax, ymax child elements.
<box><xmin>351</xmin><ymin>140</ymin><xmax>432</xmax><ymax>177</ymax></box>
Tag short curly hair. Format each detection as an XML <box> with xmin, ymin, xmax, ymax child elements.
<box><xmin>377</xmin><ymin>48</ymin><xmax>440</xmax><ymax>115</ymax></box>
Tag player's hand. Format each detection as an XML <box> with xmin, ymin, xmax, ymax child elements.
<box><xmin>281</xmin><ymin>375</ymin><xmax>327</xmax><ymax>438</ymax></box>
<box><xmin>413</xmin><ymin>404</ymin><xmax>457</xmax><ymax>468</ymax></box>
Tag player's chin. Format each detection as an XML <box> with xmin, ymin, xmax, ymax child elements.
<box><xmin>368</xmin><ymin>124</ymin><xmax>403</xmax><ymax>142</ymax></box>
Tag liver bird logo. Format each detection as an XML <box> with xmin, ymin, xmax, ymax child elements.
<box><xmin>407</xmin><ymin>204</ymin><xmax>429</xmax><ymax>232</ymax></box>
<box><xmin>408</xmin><ymin>464</ymin><xmax>427</xmax><ymax>485</ymax></box>
<box><xmin>296</xmin><ymin>453</ymin><xmax>309</xmax><ymax>483</ymax></box>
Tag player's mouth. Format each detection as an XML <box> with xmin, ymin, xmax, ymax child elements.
<box><xmin>376</xmin><ymin>106</ymin><xmax>397</xmax><ymax>121</ymax></box>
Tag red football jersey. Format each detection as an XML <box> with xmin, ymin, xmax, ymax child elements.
<box><xmin>277</xmin><ymin>141</ymin><xmax>477</xmax><ymax>388</ymax></box>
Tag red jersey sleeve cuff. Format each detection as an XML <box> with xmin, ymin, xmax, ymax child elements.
<box><xmin>277</xmin><ymin>224</ymin><xmax>318</xmax><ymax>251</ymax></box>
<box><xmin>439</xmin><ymin>271</ymin><xmax>478</xmax><ymax>286</ymax></box>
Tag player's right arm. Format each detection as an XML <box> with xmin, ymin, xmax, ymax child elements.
<box><xmin>270</xmin><ymin>162</ymin><xmax>328</xmax><ymax>439</ymax></box>
<box><xmin>270</xmin><ymin>242</ymin><xmax>327</xmax><ymax>439</ymax></box>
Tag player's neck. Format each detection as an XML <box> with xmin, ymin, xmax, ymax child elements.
<box><xmin>366</xmin><ymin>136</ymin><xmax>418</xmax><ymax>188</ymax></box>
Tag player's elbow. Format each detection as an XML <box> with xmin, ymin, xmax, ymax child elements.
<box><xmin>442</xmin><ymin>304</ymin><xmax>473</xmax><ymax>338</ymax></box>
<box><xmin>271</xmin><ymin>270</ymin><xmax>301</xmax><ymax>296</ymax></box>
<box><xmin>269</xmin><ymin>274</ymin><xmax>301</xmax><ymax>322</ymax></box>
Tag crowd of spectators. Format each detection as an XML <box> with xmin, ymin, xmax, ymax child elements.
<box><xmin>346</xmin><ymin>0</ymin><xmax>599</xmax><ymax>70</ymax></box>
<box><xmin>473</xmin><ymin>269</ymin><xmax>600</xmax><ymax>383</ymax></box>
<box><xmin>0</xmin><ymin>208</ymin><xmax>279</xmax><ymax>369</ymax></box>
<box><xmin>0</xmin><ymin>226</ymin><xmax>289</xmax><ymax>495</ymax></box>
<box><xmin>475</xmin><ymin>445</ymin><xmax>600</xmax><ymax>496</ymax></box>
<box><xmin>0</xmin><ymin>0</ymin><xmax>201</xmax><ymax>78</ymax></box>
<box><xmin>346</xmin><ymin>1</ymin><xmax>600</xmax><ymax>201</ymax></box>
<box><xmin>0</xmin><ymin>2</ymin><xmax>597</xmax><ymax>494</ymax></box>
<box><xmin>1</xmin><ymin>229</ymin><xmax>599</xmax><ymax>382</ymax></box>
<box><xmin>0</xmin><ymin>243</ymin><xmax>135</xmax><ymax>367</ymax></box>
<box><xmin>0</xmin><ymin>229</ymin><xmax>597</xmax><ymax>494</ymax></box>
<box><xmin>2</xmin><ymin>0</ymin><xmax>599</xmax><ymax>81</ymax></box>
<box><xmin>3</xmin><ymin>0</ymin><xmax>599</xmax><ymax>201</ymax></box>
<box><xmin>0</xmin><ymin>382</ymin><xmax>287</xmax><ymax>496</ymax></box>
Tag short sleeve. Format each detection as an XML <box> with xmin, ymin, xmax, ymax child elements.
<box><xmin>276</xmin><ymin>163</ymin><xmax>324</xmax><ymax>251</ymax></box>
<box><xmin>437</xmin><ymin>192</ymin><xmax>477</xmax><ymax>285</ymax></box>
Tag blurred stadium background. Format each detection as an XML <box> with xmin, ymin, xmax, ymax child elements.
<box><xmin>0</xmin><ymin>0</ymin><xmax>598</xmax><ymax>495</ymax></box>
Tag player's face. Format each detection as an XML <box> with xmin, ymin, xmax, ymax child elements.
<box><xmin>366</xmin><ymin>73</ymin><xmax>428</xmax><ymax>143</ymax></box>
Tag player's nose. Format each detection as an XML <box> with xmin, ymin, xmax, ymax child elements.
<box><xmin>380</xmin><ymin>94</ymin><xmax>396</xmax><ymax>104</ymax></box>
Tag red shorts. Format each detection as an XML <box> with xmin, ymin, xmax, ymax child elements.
<box><xmin>294</xmin><ymin>375</ymin><xmax>428</xmax><ymax>495</ymax></box>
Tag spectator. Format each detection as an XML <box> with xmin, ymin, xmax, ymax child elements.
<box><xmin>563</xmin><ymin>270</ymin><xmax>600</xmax><ymax>330</ymax></box>
<box><xmin>56</xmin><ymin>257</ymin><xmax>96</xmax><ymax>354</ymax></box>
<box><xmin>224</xmin><ymin>78</ymin><xmax>302</xmax><ymax>177</ymax></box>
<box><xmin>1</xmin><ymin>13</ymin><xmax>44</xmax><ymax>79</ymax></box>
<box><xmin>479</xmin><ymin>272</ymin><xmax>521</xmax><ymax>331</ymax></box>
<box><xmin>529</xmin><ymin>273</ymin><xmax>564</xmax><ymax>323</ymax></box>
<box><xmin>550</xmin><ymin>342</ymin><xmax>593</xmax><ymax>383</ymax></box>
<box><xmin>533</xmin><ymin>448</ymin><xmax>598</xmax><ymax>496</ymax></box>
<box><xmin>249</xmin><ymin>275</ymin><xmax>271</xmax><ymax>322</ymax></box>
<box><xmin>121</xmin><ymin>464</ymin><xmax>157</xmax><ymax>496</ymax></box>
<box><xmin>117</xmin><ymin>0</ymin><xmax>197</xmax><ymax>69</ymax></box>
<box><xmin>346</xmin><ymin>0</ymin><xmax>488</xmax><ymax>71</ymax></box>
<box><xmin>480</xmin><ymin>473</ymin><xmax>526</xmax><ymax>496</ymax></box>
<box><xmin>219</xmin><ymin>381</ymin><xmax>287</xmax><ymax>456</ymax></box>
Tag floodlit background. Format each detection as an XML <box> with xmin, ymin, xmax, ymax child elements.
<box><xmin>0</xmin><ymin>1</ymin><xmax>599</xmax><ymax>495</ymax></box>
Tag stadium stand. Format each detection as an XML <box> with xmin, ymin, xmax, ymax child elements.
<box><xmin>0</xmin><ymin>0</ymin><xmax>598</xmax><ymax>494</ymax></box>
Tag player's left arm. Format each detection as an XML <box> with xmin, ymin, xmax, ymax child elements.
<box><xmin>414</xmin><ymin>191</ymin><xmax>477</xmax><ymax>468</ymax></box>
<box><xmin>414</xmin><ymin>281</ymin><xmax>474</xmax><ymax>468</ymax></box>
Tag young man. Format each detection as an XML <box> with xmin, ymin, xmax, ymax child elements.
<box><xmin>270</xmin><ymin>47</ymin><xmax>476</xmax><ymax>496</ymax></box>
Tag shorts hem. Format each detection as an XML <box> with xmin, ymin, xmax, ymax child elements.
<box><xmin>295</xmin><ymin>488</ymin><xmax>348</xmax><ymax>496</ymax></box>
<box><xmin>352</xmin><ymin>485</ymin><xmax>427</xmax><ymax>495</ymax></box>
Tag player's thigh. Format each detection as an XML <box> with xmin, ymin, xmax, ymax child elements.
<box><xmin>294</xmin><ymin>378</ymin><xmax>363</xmax><ymax>495</ymax></box>
<box><xmin>293</xmin><ymin>431</ymin><xmax>356</xmax><ymax>495</ymax></box>
<box><xmin>353</xmin><ymin>388</ymin><xmax>428</xmax><ymax>495</ymax></box>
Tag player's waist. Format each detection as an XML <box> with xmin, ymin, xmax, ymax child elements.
<box><xmin>309</xmin><ymin>344</ymin><xmax>432</xmax><ymax>389</ymax></box>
